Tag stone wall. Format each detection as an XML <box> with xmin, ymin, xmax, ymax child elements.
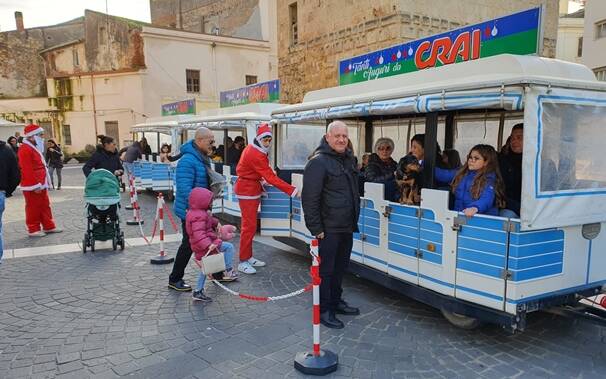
<box><xmin>0</xmin><ymin>22</ymin><xmax>83</xmax><ymax>99</ymax></box>
<box><xmin>278</xmin><ymin>0</ymin><xmax>559</xmax><ymax>103</ymax></box>
<box><xmin>150</xmin><ymin>0</ymin><xmax>263</xmax><ymax>39</ymax></box>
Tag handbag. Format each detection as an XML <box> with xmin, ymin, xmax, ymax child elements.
<box><xmin>200</xmin><ymin>248</ymin><xmax>226</xmax><ymax>275</ymax></box>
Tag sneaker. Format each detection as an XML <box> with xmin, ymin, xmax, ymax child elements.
<box><xmin>192</xmin><ymin>290</ymin><xmax>212</xmax><ymax>302</ymax></box>
<box><xmin>28</xmin><ymin>231</ymin><xmax>46</xmax><ymax>237</ymax></box>
<box><xmin>238</xmin><ymin>261</ymin><xmax>257</xmax><ymax>274</ymax></box>
<box><xmin>248</xmin><ymin>257</ymin><xmax>266</xmax><ymax>267</ymax></box>
<box><xmin>217</xmin><ymin>269</ymin><xmax>238</xmax><ymax>282</ymax></box>
<box><xmin>168</xmin><ymin>280</ymin><xmax>192</xmax><ymax>292</ymax></box>
<box><xmin>43</xmin><ymin>228</ymin><xmax>63</xmax><ymax>234</ymax></box>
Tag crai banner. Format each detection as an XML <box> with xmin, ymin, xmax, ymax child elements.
<box><xmin>220</xmin><ymin>79</ymin><xmax>280</xmax><ymax>108</ymax></box>
<box><xmin>338</xmin><ymin>7</ymin><xmax>542</xmax><ymax>85</ymax></box>
<box><xmin>161</xmin><ymin>99</ymin><xmax>195</xmax><ymax>116</ymax></box>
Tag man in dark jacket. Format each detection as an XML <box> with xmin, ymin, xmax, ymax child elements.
<box><xmin>1</xmin><ymin>140</ymin><xmax>21</xmax><ymax>262</ymax></box>
<box><xmin>302</xmin><ymin>120</ymin><xmax>361</xmax><ymax>329</ymax></box>
<box><xmin>498</xmin><ymin>123</ymin><xmax>523</xmax><ymax>217</ymax></box>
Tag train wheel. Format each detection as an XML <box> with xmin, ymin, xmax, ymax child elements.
<box><xmin>441</xmin><ymin>309</ymin><xmax>481</xmax><ymax>330</ymax></box>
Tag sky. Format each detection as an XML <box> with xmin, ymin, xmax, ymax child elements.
<box><xmin>0</xmin><ymin>0</ymin><xmax>151</xmax><ymax>32</ymax></box>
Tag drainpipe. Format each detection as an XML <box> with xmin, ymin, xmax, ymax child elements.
<box><xmin>211</xmin><ymin>41</ymin><xmax>218</xmax><ymax>103</ymax></box>
<box><xmin>90</xmin><ymin>74</ymin><xmax>99</xmax><ymax>138</ymax></box>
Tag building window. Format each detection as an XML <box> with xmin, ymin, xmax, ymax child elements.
<box><xmin>72</xmin><ymin>49</ymin><xmax>79</xmax><ymax>67</ymax></box>
<box><xmin>577</xmin><ymin>37</ymin><xmax>583</xmax><ymax>57</ymax></box>
<box><xmin>595</xmin><ymin>67</ymin><xmax>606</xmax><ymax>81</ymax></box>
<box><xmin>62</xmin><ymin>124</ymin><xmax>72</xmax><ymax>145</ymax></box>
<box><xmin>289</xmin><ymin>2</ymin><xmax>298</xmax><ymax>46</ymax></box>
<box><xmin>186</xmin><ymin>69</ymin><xmax>200</xmax><ymax>93</ymax></box>
<box><xmin>596</xmin><ymin>20</ymin><xmax>606</xmax><ymax>39</ymax></box>
<box><xmin>245</xmin><ymin>75</ymin><xmax>258</xmax><ymax>85</ymax></box>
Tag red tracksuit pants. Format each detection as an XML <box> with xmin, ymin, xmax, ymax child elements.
<box><xmin>23</xmin><ymin>190</ymin><xmax>56</xmax><ymax>233</ymax></box>
<box><xmin>238</xmin><ymin>198</ymin><xmax>260</xmax><ymax>262</ymax></box>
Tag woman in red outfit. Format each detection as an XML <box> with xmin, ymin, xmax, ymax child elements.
<box><xmin>234</xmin><ymin>123</ymin><xmax>298</xmax><ymax>274</ymax></box>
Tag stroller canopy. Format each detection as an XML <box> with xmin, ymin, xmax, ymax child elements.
<box><xmin>84</xmin><ymin>169</ymin><xmax>121</xmax><ymax>206</ymax></box>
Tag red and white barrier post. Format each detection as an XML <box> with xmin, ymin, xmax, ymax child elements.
<box><xmin>150</xmin><ymin>193</ymin><xmax>174</xmax><ymax>265</ymax></box>
<box><xmin>126</xmin><ymin>178</ymin><xmax>144</xmax><ymax>225</ymax></box>
<box><xmin>125</xmin><ymin>175</ymin><xmax>134</xmax><ymax>210</ymax></box>
<box><xmin>294</xmin><ymin>239</ymin><xmax>338</xmax><ymax>375</ymax></box>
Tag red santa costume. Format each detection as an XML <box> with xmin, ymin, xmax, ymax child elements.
<box><xmin>18</xmin><ymin>124</ymin><xmax>58</xmax><ymax>235</ymax></box>
<box><xmin>234</xmin><ymin>123</ymin><xmax>297</xmax><ymax>274</ymax></box>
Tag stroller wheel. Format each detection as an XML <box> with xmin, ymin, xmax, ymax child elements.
<box><xmin>90</xmin><ymin>238</ymin><xmax>96</xmax><ymax>252</ymax></box>
<box><xmin>112</xmin><ymin>237</ymin><xmax>117</xmax><ymax>251</ymax></box>
<box><xmin>82</xmin><ymin>234</ymin><xmax>88</xmax><ymax>254</ymax></box>
<box><xmin>119</xmin><ymin>232</ymin><xmax>125</xmax><ymax>250</ymax></box>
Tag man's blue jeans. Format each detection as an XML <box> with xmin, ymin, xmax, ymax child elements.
<box><xmin>0</xmin><ymin>191</ymin><xmax>5</xmax><ymax>262</ymax></box>
<box><xmin>196</xmin><ymin>242</ymin><xmax>235</xmax><ymax>291</ymax></box>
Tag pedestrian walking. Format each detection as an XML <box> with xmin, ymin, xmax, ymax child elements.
<box><xmin>234</xmin><ymin>123</ymin><xmax>298</xmax><ymax>274</ymax></box>
<box><xmin>168</xmin><ymin>127</ymin><xmax>215</xmax><ymax>292</ymax></box>
<box><xmin>302</xmin><ymin>120</ymin><xmax>361</xmax><ymax>329</ymax></box>
<box><xmin>17</xmin><ymin>124</ymin><xmax>62</xmax><ymax>237</ymax></box>
<box><xmin>45</xmin><ymin>139</ymin><xmax>64</xmax><ymax>190</ymax></box>
<box><xmin>83</xmin><ymin>135</ymin><xmax>124</xmax><ymax>177</ymax></box>
<box><xmin>0</xmin><ymin>137</ymin><xmax>21</xmax><ymax>263</ymax></box>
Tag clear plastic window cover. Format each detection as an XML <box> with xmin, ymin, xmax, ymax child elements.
<box><xmin>539</xmin><ymin>101</ymin><xmax>606</xmax><ymax>194</ymax></box>
<box><xmin>272</xmin><ymin>88</ymin><xmax>523</xmax><ymax>123</ymax></box>
<box><xmin>279</xmin><ymin>122</ymin><xmax>326</xmax><ymax>168</ymax></box>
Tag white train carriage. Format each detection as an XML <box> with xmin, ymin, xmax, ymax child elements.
<box><xmin>178</xmin><ymin>103</ymin><xmax>287</xmax><ymax>220</ymax></box>
<box><xmin>269</xmin><ymin>54</ymin><xmax>606</xmax><ymax>331</ymax></box>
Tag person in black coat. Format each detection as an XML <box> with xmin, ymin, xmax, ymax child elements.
<box><xmin>302</xmin><ymin>120</ymin><xmax>361</xmax><ymax>330</ymax></box>
<box><xmin>45</xmin><ymin>139</ymin><xmax>64</xmax><ymax>189</ymax></box>
<box><xmin>83</xmin><ymin>135</ymin><xmax>124</xmax><ymax>177</ymax></box>
<box><xmin>498</xmin><ymin>124</ymin><xmax>523</xmax><ymax>216</ymax></box>
<box><xmin>7</xmin><ymin>136</ymin><xmax>19</xmax><ymax>155</ymax></box>
<box><xmin>364</xmin><ymin>137</ymin><xmax>398</xmax><ymax>202</ymax></box>
<box><xmin>1</xmin><ymin>139</ymin><xmax>20</xmax><ymax>262</ymax></box>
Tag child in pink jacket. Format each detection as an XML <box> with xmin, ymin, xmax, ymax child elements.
<box><xmin>186</xmin><ymin>187</ymin><xmax>238</xmax><ymax>302</ymax></box>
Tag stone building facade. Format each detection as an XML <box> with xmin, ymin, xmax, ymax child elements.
<box><xmin>277</xmin><ymin>0</ymin><xmax>560</xmax><ymax>103</ymax></box>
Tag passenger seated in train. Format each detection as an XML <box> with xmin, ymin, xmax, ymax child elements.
<box><xmin>498</xmin><ymin>123</ymin><xmax>523</xmax><ymax>217</ymax></box>
<box><xmin>226</xmin><ymin>136</ymin><xmax>245</xmax><ymax>167</ymax></box>
<box><xmin>441</xmin><ymin>149</ymin><xmax>462</xmax><ymax>169</ymax></box>
<box><xmin>435</xmin><ymin>144</ymin><xmax>506</xmax><ymax>217</ymax></box>
<box><xmin>159</xmin><ymin>143</ymin><xmax>182</xmax><ymax>163</ymax></box>
<box><xmin>363</xmin><ymin>138</ymin><xmax>399</xmax><ymax>202</ymax></box>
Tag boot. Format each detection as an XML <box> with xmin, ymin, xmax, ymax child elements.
<box><xmin>335</xmin><ymin>300</ymin><xmax>360</xmax><ymax>315</ymax></box>
<box><xmin>320</xmin><ymin>311</ymin><xmax>344</xmax><ymax>329</ymax></box>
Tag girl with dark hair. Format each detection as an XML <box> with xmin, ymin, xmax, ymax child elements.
<box><xmin>441</xmin><ymin>149</ymin><xmax>462</xmax><ymax>169</ymax></box>
<box><xmin>45</xmin><ymin>139</ymin><xmax>64</xmax><ymax>189</ymax></box>
<box><xmin>83</xmin><ymin>135</ymin><xmax>124</xmax><ymax>177</ymax></box>
<box><xmin>435</xmin><ymin>144</ymin><xmax>505</xmax><ymax>217</ymax></box>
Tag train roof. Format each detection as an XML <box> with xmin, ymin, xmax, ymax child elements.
<box><xmin>272</xmin><ymin>54</ymin><xmax>606</xmax><ymax>121</ymax></box>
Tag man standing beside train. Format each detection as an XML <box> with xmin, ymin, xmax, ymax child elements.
<box><xmin>302</xmin><ymin>120</ymin><xmax>361</xmax><ymax>329</ymax></box>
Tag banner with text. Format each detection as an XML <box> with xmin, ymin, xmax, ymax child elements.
<box><xmin>161</xmin><ymin>99</ymin><xmax>196</xmax><ymax>116</ymax></box>
<box><xmin>338</xmin><ymin>7</ymin><xmax>542</xmax><ymax>85</ymax></box>
<box><xmin>220</xmin><ymin>80</ymin><xmax>280</xmax><ymax>108</ymax></box>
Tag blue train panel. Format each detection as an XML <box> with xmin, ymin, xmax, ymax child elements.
<box><xmin>260</xmin><ymin>188</ymin><xmax>291</xmax><ymax>220</ymax></box>
<box><xmin>508</xmin><ymin>226</ymin><xmax>564</xmax><ymax>282</ymax></box>
<box><xmin>359</xmin><ymin>200</ymin><xmax>380</xmax><ymax>246</ymax></box>
<box><xmin>388</xmin><ymin>205</ymin><xmax>419</xmax><ymax>258</ymax></box>
<box><xmin>456</xmin><ymin>216</ymin><xmax>507</xmax><ymax>279</ymax></box>
<box><xmin>419</xmin><ymin>209</ymin><xmax>443</xmax><ymax>264</ymax></box>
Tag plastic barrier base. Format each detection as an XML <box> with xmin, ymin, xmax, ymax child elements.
<box><xmin>126</xmin><ymin>220</ymin><xmax>144</xmax><ymax>226</ymax></box>
<box><xmin>150</xmin><ymin>255</ymin><xmax>174</xmax><ymax>265</ymax></box>
<box><xmin>294</xmin><ymin>350</ymin><xmax>338</xmax><ymax>376</ymax></box>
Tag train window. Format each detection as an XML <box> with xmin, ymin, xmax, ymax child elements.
<box><xmin>373</xmin><ymin>117</ymin><xmax>445</xmax><ymax>162</ymax></box>
<box><xmin>145</xmin><ymin>132</ymin><xmax>159</xmax><ymax>153</ymax></box>
<box><xmin>347</xmin><ymin>120</ymin><xmax>363</xmax><ymax>158</ymax></box>
<box><xmin>278</xmin><ymin>122</ymin><xmax>325</xmax><ymax>169</ymax></box>
<box><xmin>159</xmin><ymin>133</ymin><xmax>172</xmax><ymax>152</ymax></box>
<box><xmin>453</xmin><ymin>113</ymin><xmax>500</xmax><ymax>159</ymax></box>
<box><xmin>540</xmin><ymin>102</ymin><xmax>606</xmax><ymax>192</ymax></box>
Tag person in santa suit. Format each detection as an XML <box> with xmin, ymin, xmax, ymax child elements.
<box><xmin>234</xmin><ymin>123</ymin><xmax>298</xmax><ymax>274</ymax></box>
<box><xmin>17</xmin><ymin>124</ymin><xmax>62</xmax><ymax>237</ymax></box>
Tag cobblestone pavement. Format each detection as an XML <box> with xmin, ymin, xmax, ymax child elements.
<box><xmin>1</xmin><ymin>167</ymin><xmax>605</xmax><ymax>378</ymax></box>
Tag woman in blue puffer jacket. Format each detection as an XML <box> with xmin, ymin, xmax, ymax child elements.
<box><xmin>435</xmin><ymin>144</ymin><xmax>505</xmax><ymax>217</ymax></box>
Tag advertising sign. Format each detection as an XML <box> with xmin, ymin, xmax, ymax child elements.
<box><xmin>162</xmin><ymin>99</ymin><xmax>196</xmax><ymax>116</ymax></box>
<box><xmin>220</xmin><ymin>79</ymin><xmax>280</xmax><ymax>108</ymax></box>
<box><xmin>338</xmin><ymin>7</ymin><xmax>542</xmax><ymax>85</ymax></box>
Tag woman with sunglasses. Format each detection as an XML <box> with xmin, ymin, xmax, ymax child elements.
<box><xmin>234</xmin><ymin>123</ymin><xmax>298</xmax><ymax>274</ymax></box>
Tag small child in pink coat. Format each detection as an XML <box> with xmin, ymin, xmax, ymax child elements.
<box><xmin>186</xmin><ymin>187</ymin><xmax>238</xmax><ymax>302</ymax></box>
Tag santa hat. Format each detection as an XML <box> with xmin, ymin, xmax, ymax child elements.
<box><xmin>256</xmin><ymin>123</ymin><xmax>272</xmax><ymax>140</ymax></box>
<box><xmin>23</xmin><ymin>124</ymin><xmax>44</xmax><ymax>137</ymax></box>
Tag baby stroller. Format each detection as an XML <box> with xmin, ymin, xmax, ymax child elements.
<box><xmin>83</xmin><ymin>169</ymin><xmax>125</xmax><ymax>253</ymax></box>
